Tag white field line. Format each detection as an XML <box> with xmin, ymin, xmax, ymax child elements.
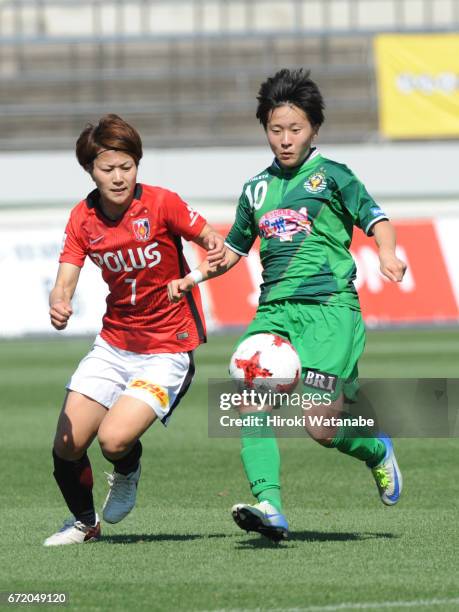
<box><xmin>206</xmin><ymin>595</ymin><xmax>459</xmax><ymax>611</ymax></box>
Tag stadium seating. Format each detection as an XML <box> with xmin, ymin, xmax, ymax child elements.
<box><xmin>0</xmin><ymin>0</ymin><xmax>457</xmax><ymax>150</ymax></box>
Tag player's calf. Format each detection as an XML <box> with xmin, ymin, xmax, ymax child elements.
<box><xmin>52</xmin><ymin>449</ymin><xmax>97</xmax><ymax>528</ymax></box>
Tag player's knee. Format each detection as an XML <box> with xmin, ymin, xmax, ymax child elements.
<box><xmin>98</xmin><ymin>430</ymin><xmax>130</xmax><ymax>458</ymax></box>
<box><xmin>53</xmin><ymin>435</ymin><xmax>87</xmax><ymax>461</ymax></box>
<box><xmin>306</xmin><ymin>430</ymin><xmax>335</xmax><ymax>447</ymax></box>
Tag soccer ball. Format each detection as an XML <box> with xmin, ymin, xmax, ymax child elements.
<box><xmin>229</xmin><ymin>333</ymin><xmax>301</xmax><ymax>393</ymax></box>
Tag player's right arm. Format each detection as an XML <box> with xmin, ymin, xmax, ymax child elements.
<box><xmin>168</xmin><ymin>185</ymin><xmax>257</xmax><ymax>302</ymax></box>
<box><xmin>167</xmin><ymin>249</ymin><xmax>241</xmax><ymax>303</ymax></box>
<box><xmin>49</xmin><ymin>263</ymin><xmax>81</xmax><ymax>330</ymax></box>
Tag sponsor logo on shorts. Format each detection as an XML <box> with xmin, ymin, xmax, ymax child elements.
<box><xmin>132</xmin><ymin>218</ymin><xmax>151</xmax><ymax>241</ymax></box>
<box><xmin>304</xmin><ymin>172</ymin><xmax>327</xmax><ymax>193</ymax></box>
<box><xmin>176</xmin><ymin>331</ymin><xmax>189</xmax><ymax>340</ymax></box>
<box><xmin>259</xmin><ymin>208</ymin><xmax>311</xmax><ymax>242</ymax></box>
<box><xmin>303</xmin><ymin>368</ymin><xmax>337</xmax><ymax>392</ymax></box>
<box><xmin>128</xmin><ymin>379</ymin><xmax>169</xmax><ymax>408</ymax></box>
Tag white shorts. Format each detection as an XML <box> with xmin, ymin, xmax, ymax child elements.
<box><xmin>67</xmin><ymin>335</ymin><xmax>195</xmax><ymax>425</ymax></box>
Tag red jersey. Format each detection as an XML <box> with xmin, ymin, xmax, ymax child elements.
<box><xmin>60</xmin><ymin>183</ymin><xmax>207</xmax><ymax>353</ymax></box>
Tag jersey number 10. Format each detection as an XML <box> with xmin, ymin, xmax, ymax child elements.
<box><xmin>245</xmin><ymin>181</ymin><xmax>268</xmax><ymax>210</ymax></box>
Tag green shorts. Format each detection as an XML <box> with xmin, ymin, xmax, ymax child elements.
<box><xmin>236</xmin><ymin>300</ymin><xmax>365</xmax><ymax>401</ymax></box>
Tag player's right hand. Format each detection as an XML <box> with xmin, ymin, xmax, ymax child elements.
<box><xmin>203</xmin><ymin>232</ymin><xmax>227</xmax><ymax>268</ymax></box>
<box><xmin>167</xmin><ymin>277</ymin><xmax>195</xmax><ymax>303</ymax></box>
<box><xmin>49</xmin><ymin>300</ymin><xmax>73</xmax><ymax>330</ymax></box>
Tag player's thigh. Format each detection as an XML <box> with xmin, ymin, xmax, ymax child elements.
<box><xmin>288</xmin><ymin>303</ymin><xmax>365</xmax><ymax>441</ymax></box>
<box><xmin>98</xmin><ymin>351</ymin><xmax>195</xmax><ymax>454</ymax></box>
<box><xmin>54</xmin><ymin>391</ymin><xmax>107</xmax><ymax>460</ymax></box>
<box><xmin>292</xmin><ymin>303</ymin><xmax>364</xmax><ymax>375</ymax></box>
<box><xmin>288</xmin><ymin>302</ymin><xmax>364</xmax><ymax>392</ymax></box>
<box><xmin>67</xmin><ymin>335</ymin><xmax>128</xmax><ymax>409</ymax></box>
<box><xmin>55</xmin><ymin>335</ymin><xmax>131</xmax><ymax>458</ymax></box>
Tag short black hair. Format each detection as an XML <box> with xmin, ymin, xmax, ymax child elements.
<box><xmin>256</xmin><ymin>68</ymin><xmax>325</xmax><ymax>129</ymax></box>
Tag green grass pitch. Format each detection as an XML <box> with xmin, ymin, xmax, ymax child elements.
<box><xmin>1</xmin><ymin>329</ymin><xmax>458</xmax><ymax>611</ymax></box>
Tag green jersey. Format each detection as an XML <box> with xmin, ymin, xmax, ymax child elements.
<box><xmin>225</xmin><ymin>148</ymin><xmax>388</xmax><ymax>309</ymax></box>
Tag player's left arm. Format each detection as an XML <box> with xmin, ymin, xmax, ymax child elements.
<box><xmin>372</xmin><ymin>220</ymin><xmax>407</xmax><ymax>282</ymax></box>
<box><xmin>339</xmin><ymin>172</ymin><xmax>407</xmax><ymax>283</ymax></box>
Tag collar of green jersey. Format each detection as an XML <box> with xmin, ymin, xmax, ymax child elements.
<box><xmin>270</xmin><ymin>147</ymin><xmax>322</xmax><ymax>178</ymax></box>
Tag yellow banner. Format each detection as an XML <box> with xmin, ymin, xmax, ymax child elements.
<box><xmin>374</xmin><ymin>34</ymin><xmax>459</xmax><ymax>138</ymax></box>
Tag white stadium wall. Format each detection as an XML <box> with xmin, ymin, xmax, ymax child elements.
<box><xmin>1</xmin><ymin>143</ymin><xmax>459</xmax><ymax>337</ymax></box>
<box><xmin>1</xmin><ymin>142</ymin><xmax>459</xmax><ymax>205</ymax></box>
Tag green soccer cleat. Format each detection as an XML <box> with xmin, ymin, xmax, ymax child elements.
<box><xmin>231</xmin><ymin>500</ymin><xmax>288</xmax><ymax>542</ymax></box>
<box><xmin>370</xmin><ymin>435</ymin><xmax>402</xmax><ymax>505</ymax></box>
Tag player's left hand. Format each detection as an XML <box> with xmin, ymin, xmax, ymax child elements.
<box><xmin>202</xmin><ymin>232</ymin><xmax>227</xmax><ymax>267</ymax></box>
<box><xmin>167</xmin><ymin>277</ymin><xmax>195</xmax><ymax>303</ymax></box>
<box><xmin>379</xmin><ymin>250</ymin><xmax>407</xmax><ymax>282</ymax></box>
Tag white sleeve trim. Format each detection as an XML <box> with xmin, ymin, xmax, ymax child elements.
<box><xmin>365</xmin><ymin>215</ymin><xmax>389</xmax><ymax>236</ymax></box>
<box><xmin>224</xmin><ymin>241</ymin><xmax>249</xmax><ymax>257</ymax></box>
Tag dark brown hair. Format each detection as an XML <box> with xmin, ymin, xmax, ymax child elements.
<box><xmin>76</xmin><ymin>114</ymin><xmax>143</xmax><ymax>169</ymax></box>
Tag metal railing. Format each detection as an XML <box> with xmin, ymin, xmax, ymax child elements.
<box><xmin>1</xmin><ymin>0</ymin><xmax>458</xmax><ymax>41</ymax></box>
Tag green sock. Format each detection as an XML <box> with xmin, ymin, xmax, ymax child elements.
<box><xmin>258</xmin><ymin>487</ymin><xmax>282</xmax><ymax>511</ymax></box>
<box><xmin>330</xmin><ymin>414</ymin><xmax>386</xmax><ymax>467</ymax></box>
<box><xmin>240</xmin><ymin>412</ymin><xmax>282</xmax><ymax>512</ymax></box>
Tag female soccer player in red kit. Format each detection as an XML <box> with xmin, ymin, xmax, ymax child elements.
<box><xmin>45</xmin><ymin>114</ymin><xmax>225</xmax><ymax>546</ymax></box>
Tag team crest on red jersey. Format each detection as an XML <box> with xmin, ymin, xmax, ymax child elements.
<box><xmin>132</xmin><ymin>218</ymin><xmax>151</xmax><ymax>241</ymax></box>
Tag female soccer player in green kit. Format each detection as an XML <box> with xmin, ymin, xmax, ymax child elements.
<box><xmin>168</xmin><ymin>68</ymin><xmax>407</xmax><ymax>541</ymax></box>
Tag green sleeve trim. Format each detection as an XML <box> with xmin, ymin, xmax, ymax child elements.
<box><xmin>224</xmin><ymin>240</ymin><xmax>249</xmax><ymax>257</ymax></box>
<box><xmin>365</xmin><ymin>215</ymin><xmax>389</xmax><ymax>236</ymax></box>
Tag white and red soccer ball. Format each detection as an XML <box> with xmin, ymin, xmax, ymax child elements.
<box><xmin>229</xmin><ymin>333</ymin><xmax>301</xmax><ymax>393</ymax></box>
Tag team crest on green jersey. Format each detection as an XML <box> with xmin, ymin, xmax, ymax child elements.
<box><xmin>304</xmin><ymin>171</ymin><xmax>327</xmax><ymax>194</ymax></box>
